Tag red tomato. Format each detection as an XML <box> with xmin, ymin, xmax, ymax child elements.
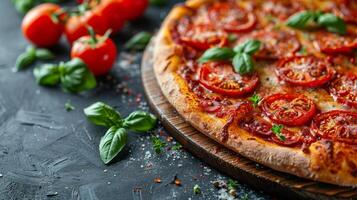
<box><xmin>208</xmin><ymin>2</ymin><xmax>256</xmax><ymax>33</ymax></box>
<box><xmin>270</xmin><ymin>128</ymin><xmax>302</xmax><ymax>146</ymax></box>
<box><xmin>239</xmin><ymin>29</ymin><xmax>300</xmax><ymax>60</ymax></box>
<box><xmin>311</xmin><ymin>110</ymin><xmax>357</xmax><ymax>144</ymax></box>
<box><xmin>65</xmin><ymin>10</ymin><xmax>109</xmax><ymax>45</ymax></box>
<box><xmin>71</xmin><ymin>34</ymin><xmax>117</xmax><ymax>76</ymax></box>
<box><xmin>314</xmin><ymin>31</ymin><xmax>357</xmax><ymax>54</ymax></box>
<box><xmin>240</xmin><ymin>117</ymin><xmax>273</xmax><ymax>137</ymax></box>
<box><xmin>261</xmin><ymin>93</ymin><xmax>316</xmax><ymax>126</ymax></box>
<box><xmin>199</xmin><ymin>62</ymin><xmax>259</xmax><ymax>97</ymax></box>
<box><xmin>22</xmin><ymin>3</ymin><xmax>65</xmax><ymax>47</ymax></box>
<box><xmin>95</xmin><ymin>0</ymin><xmax>126</xmax><ymax>34</ymax></box>
<box><xmin>260</xmin><ymin>0</ymin><xmax>304</xmax><ymax>20</ymax></box>
<box><xmin>116</xmin><ymin>0</ymin><xmax>148</xmax><ymax>21</ymax></box>
<box><xmin>174</xmin><ymin>18</ymin><xmax>228</xmax><ymax>50</ymax></box>
<box><xmin>329</xmin><ymin>73</ymin><xmax>357</xmax><ymax>108</ymax></box>
<box><xmin>276</xmin><ymin>56</ymin><xmax>335</xmax><ymax>87</ymax></box>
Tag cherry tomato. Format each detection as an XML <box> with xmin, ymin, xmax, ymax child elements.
<box><xmin>276</xmin><ymin>56</ymin><xmax>335</xmax><ymax>87</ymax></box>
<box><xmin>208</xmin><ymin>1</ymin><xmax>256</xmax><ymax>33</ymax></box>
<box><xmin>314</xmin><ymin>31</ymin><xmax>357</xmax><ymax>54</ymax></box>
<box><xmin>239</xmin><ymin>29</ymin><xmax>300</xmax><ymax>60</ymax></box>
<box><xmin>199</xmin><ymin>62</ymin><xmax>259</xmax><ymax>97</ymax></box>
<box><xmin>329</xmin><ymin>73</ymin><xmax>357</xmax><ymax>108</ymax></box>
<box><xmin>174</xmin><ymin>18</ymin><xmax>228</xmax><ymax>50</ymax></box>
<box><xmin>240</xmin><ymin>117</ymin><xmax>273</xmax><ymax>137</ymax></box>
<box><xmin>116</xmin><ymin>0</ymin><xmax>148</xmax><ymax>21</ymax></box>
<box><xmin>260</xmin><ymin>0</ymin><xmax>304</xmax><ymax>20</ymax></box>
<box><xmin>71</xmin><ymin>33</ymin><xmax>117</xmax><ymax>76</ymax></box>
<box><xmin>96</xmin><ymin>0</ymin><xmax>126</xmax><ymax>34</ymax></box>
<box><xmin>311</xmin><ymin>110</ymin><xmax>357</xmax><ymax>144</ymax></box>
<box><xmin>261</xmin><ymin>93</ymin><xmax>316</xmax><ymax>126</ymax></box>
<box><xmin>65</xmin><ymin>10</ymin><xmax>109</xmax><ymax>44</ymax></box>
<box><xmin>22</xmin><ymin>3</ymin><xmax>65</xmax><ymax>47</ymax></box>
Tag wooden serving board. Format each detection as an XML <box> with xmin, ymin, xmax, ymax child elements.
<box><xmin>141</xmin><ymin>41</ymin><xmax>357</xmax><ymax>200</ymax></box>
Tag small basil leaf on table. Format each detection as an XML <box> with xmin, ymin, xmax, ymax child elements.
<box><xmin>59</xmin><ymin>58</ymin><xmax>96</xmax><ymax>93</ymax></box>
<box><xmin>12</xmin><ymin>0</ymin><xmax>34</xmax><ymax>14</ymax></box>
<box><xmin>123</xmin><ymin>111</ymin><xmax>157</xmax><ymax>132</ymax></box>
<box><xmin>124</xmin><ymin>32</ymin><xmax>152</xmax><ymax>50</ymax></box>
<box><xmin>15</xmin><ymin>46</ymin><xmax>36</xmax><ymax>70</ymax></box>
<box><xmin>233</xmin><ymin>53</ymin><xmax>253</xmax><ymax>74</ymax></box>
<box><xmin>317</xmin><ymin>13</ymin><xmax>346</xmax><ymax>34</ymax></box>
<box><xmin>35</xmin><ymin>48</ymin><xmax>55</xmax><ymax>60</ymax></box>
<box><xmin>84</xmin><ymin>102</ymin><xmax>123</xmax><ymax>127</ymax></box>
<box><xmin>33</xmin><ymin>64</ymin><xmax>60</xmax><ymax>86</ymax></box>
<box><xmin>199</xmin><ymin>47</ymin><xmax>235</xmax><ymax>63</ymax></box>
<box><xmin>234</xmin><ymin>40</ymin><xmax>261</xmax><ymax>55</ymax></box>
<box><xmin>99</xmin><ymin>127</ymin><xmax>128</xmax><ymax>164</ymax></box>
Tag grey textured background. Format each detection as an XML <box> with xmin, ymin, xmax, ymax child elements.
<box><xmin>0</xmin><ymin>1</ymin><xmax>272</xmax><ymax>199</ymax></box>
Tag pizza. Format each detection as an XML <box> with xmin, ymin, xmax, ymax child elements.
<box><xmin>152</xmin><ymin>0</ymin><xmax>357</xmax><ymax>186</ymax></box>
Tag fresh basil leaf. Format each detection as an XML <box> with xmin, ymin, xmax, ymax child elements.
<box><xmin>317</xmin><ymin>13</ymin><xmax>346</xmax><ymax>34</ymax></box>
<box><xmin>234</xmin><ymin>40</ymin><xmax>261</xmax><ymax>55</ymax></box>
<box><xmin>232</xmin><ymin>53</ymin><xmax>253</xmax><ymax>75</ymax></box>
<box><xmin>124</xmin><ymin>32</ymin><xmax>152</xmax><ymax>51</ymax></box>
<box><xmin>35</xmin><ymin>48</ymin><xmax>55</xmax><ymax>60</ymax></box>
<box><xmin>286</xmin><ymin>11</ymin><xmax>315</xmax><ymax>28</ymax></box>
<box><xmin>59</xmin><ymin>58</ymin><xmax>96</xmax><ymax>93</ymax></box>
<box><xmin>12</xmin><ymin>0</ymin><xmax>35</xmax><ymax>14</ymax></box>
<box><xmin>199</xmin><ymin>47</ymin><xmax>235</xmax><ymax>63</ymax></box>
<box><xmin>99</xmin><ymin>127</ymin><xmax>127</xmax><ymax>164</ymax></box>
<box><xmin>123</xmin><ymin>111</ymin><xmax>157</xmax><ymax>132</ymax></box>
<box><xmin>15</xmin><ymin>46</ymin><xmax>36</xmax><ymax>71</ymax></box>
<box><xmin>33</xmin><ymin>64</ymin><xmax>60</xmax><ymax>86</ymax></box>
<box><xmin>84</xmin><ymin>102</ymin><xmax>123</xmax><ymax>127</ymax></box>
<box><xmin>271</xmin><ymin>124</ymin><xmax>285</xmax><ymax>141</ymax></box>
<box><xmin>150</xmin><ymin>0</ymin><xmax>166</xmax><ymax>6</ymax></box>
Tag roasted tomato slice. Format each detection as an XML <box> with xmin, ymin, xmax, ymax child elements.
<box><xmin>240</xmin><ymin>117</ymin><xmax>273</xmax><ymax>137</ymax></box>
<box><xmin>260</xmin><ymin>0</ymin><xmax>304</xmax><ymax>20</ymax></box>
<box><xmin>208</xmin><ymin>1</ymin><xmax>256</xmax><ymax>33</ymax></box>
<box><xmin>329</xmin><ymin>73</ymin><xmax>357</xmax><ymax>108</ymax></box>
<box><xmin>314</xmin><ymin>32</ymin><xmax>357</xmax><ymax>54</ymax></box>
<box><xmin>271</xmin><ymin>128</ymin><xmax>302</xmax><ymax>146</ymax></box>
<box><xmin>330</xmin><ymin>0</ymin><xmax>357</xmax><ymax>24</ymax></box>
<box><xmin>276</xmin><ymin>56</ymin><xmax>335</xmax><ymax>87</ymax></box>
<box><xmin>199</xmin><ymin>62</ymin><xmax>259</xmax><ymax>97</ymax></box>
<box><xmin>311</xmin><ymin>110</ymin><xmax>357</xmax><ymax>144</ymax></box>
<box><xmin>240</xmin><ymin>30</ymin><xmax>300</xmax><ymax>60</ymax></box>
<box><xmin>174</xmin><ymin>17</ymin><xmax>228</xmax><ymax>50</ymax></box>
<box><xmin>261</xmin><ymin>93</ymin><xmax>317</xmax><ymax>126</ymax></box>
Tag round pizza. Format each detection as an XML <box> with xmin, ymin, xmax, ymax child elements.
<box><xmin>152</xmin><ymin>0</ymin><xmax>357</xmax><ymax>186</ymax></box>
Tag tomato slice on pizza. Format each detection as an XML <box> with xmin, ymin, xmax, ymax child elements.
<box><xmin>261</xmin><ymin>93</ymin><xmax>316</xmax><ymax>126</ymax></box>
<box><xmin>199</xmin><ymin>62</ymin><xmax>259</xmax><ymax>97</ymax></box>
<box><xmin>174</xmin><ymin>17</ymin><xmax>228</xmax><ymax>50</ymax></box>
<box><xmin>313</xmin><ymin>31</ymin><xmax>357</xmax><ymax>54</ymax></box>
<box><xmin>329</xmin><ymin>73</ymin><xmax>357</xmax><ymax>108</ymax></box>
<box><xmin>239</xmin><ymin>30</ymin><xmax>300</xmax><ymax>59</ymax></box>
<box><xmin>311</xmin><ymin>110</ymin><xmax>357</xmax><ymax>144</ymax></box>
<box><xmin>208</xmin><ymin>1</ymin><xmax>256</xmax><ymax>33</ymax></box>
<box><xmin>260</xmin><ymin>0</ymin><xmax>304</xmax><ymax>20</ymax></box>
<box><xmin>330</xmin><ymin>0</ymin><xmax>357</xmax><ymax>24</ymax></box>
<box><xmin>276</xmin><ymin>56</ymin><xmax>335</xmax><ymax>87</ymax></box>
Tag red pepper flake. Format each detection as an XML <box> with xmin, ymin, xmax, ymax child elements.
<box><xmin>154</xmin><ymin>177</ymin><xmax>162</xmax><ymax>183</ymax></box>
<box><xmin>171</xmin><ymin>175</ymin><xmax>182</xmax><ymax>186</ymax></box>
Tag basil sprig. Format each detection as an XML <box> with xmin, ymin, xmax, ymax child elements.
<box><xmin>84</xmin><ymin>102</ymin><xmax>157</xmax><ymax>164</ymax></box>
<box><xmin>199</xmin><ymin>40</ymin><xmax>261</xmax><ymax>75</ymax></box>
<box><xmin>271</xmin><ymin>124</ymin><xmax>286</xmax><ymax>141</ymax></box>
<box><xmin>286</xmin><ymin>11</ymin><xmax>346</xmax><ymax>34</ymax></box>
<box><xmin>15</xmin><ymin>45</ymin><xmax>54</xmax><ymax>71</ymax></box>
<box><xmin>33</xmin><ymin>58</ymin><xmax>97</xmax><ymax>93</ymax></box>
<box><xmin>124</xmin><ymin>32</ymin><xmax>152</xmax><ymax>51</ymax></box>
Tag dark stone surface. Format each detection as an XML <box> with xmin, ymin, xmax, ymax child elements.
<box><xmin>0</xmin><ymin>1</ymin><xmax>272</xmax><ymax>199</ymax></box>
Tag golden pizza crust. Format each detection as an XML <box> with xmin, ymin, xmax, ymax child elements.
<box><xmin>152</xmin><ymin>0</ymin><xmax>357</xmax><ymax>187</ymax></box>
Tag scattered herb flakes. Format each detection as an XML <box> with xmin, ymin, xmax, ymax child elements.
<box><xmin>271</xmin><ymin>124</ymin><xmax>286</xmax><ymax>141</ymax></box>
<box><xmin>154</xmin><ymin>177</ymin><xmax>162</xmax><ymax>183</ymax></box>
<box><xmin>248</xmin><ymin>94</ymin><xmax>260</xmax><ymax>107</ymax></box>
<box><xmin>241</xmin><ymin>193</ymin><xmax>249</xmax><ymax>200</ymax></box>
<box><xmin>65</xmin><ymin>101</ymin><xmax>75</xmax><ymax>111</ymax></box>
<box><xmin>193</xmin><ymin>184</ymin><xmax>201</xmax><ymax>194</ymax></box>
<box><xmin>298</xmin><ymin>46</ymin><xmax>307</xmax><ymax>55</ymax></box>
<box><xmin>172</xmin><ymin>143</ymin><xmax>182</xmax><ymax>151</ymax></box>
<box><xmin>228</xmin><ymin>34</ymin><xmax>237</xmax><ymax>42</ymax></box>
<box><xmin>151</xmin><ymin>135</ymin><xmax>166</xmax><ymax>154</ymax></box>
<box><xmin>227</xmin><ymin>179</ymin><xmax>238</xmax><ymax>191</ymax></box>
